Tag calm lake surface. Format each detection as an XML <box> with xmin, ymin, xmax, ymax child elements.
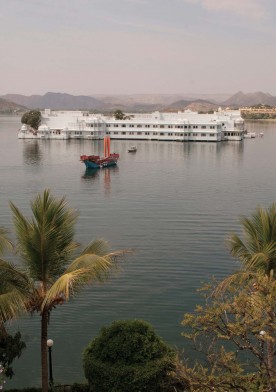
<box><xmin>1</xmin><ymin>116</ymin><xmax>276</xmax><ymax>387</ymax></box>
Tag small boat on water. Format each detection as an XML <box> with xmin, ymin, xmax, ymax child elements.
<box><xmin>80</xmin><ymin>154</ymin><xmax>119</xmax><ymax>169</ymax></box>
<box><xmin>244</xmin><ymin>132</ymin><xmax>256</xmax><ymax>139</ymax></box>
<box><xmin>80</xmin><ymin>136</ymin><xmax>119</xmax><ymax>169</ymax></box>
<box><xmin>128</xmin><ymin>146</ymin><xmax>137</xmax><ymax>153</ymax></box>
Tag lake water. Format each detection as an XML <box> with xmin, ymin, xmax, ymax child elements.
<box><xmin>1</xmin><ymin>116</ymin><xmax>276</xmax><ymax>387</ymax></box>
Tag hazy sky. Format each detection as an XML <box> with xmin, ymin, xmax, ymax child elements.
<box><xmin>1</xmin><ymin>0</ymin><xmax>275</xmax><ymax>96</ymax></box>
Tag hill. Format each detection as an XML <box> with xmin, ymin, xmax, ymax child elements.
<box><xmin>165</xmin><ymin>99</ymin><xmax>220</xmax><ymax>112</ymax></box>
<box><xmin>2</xmin><ymin>91</ymin><xmax>276</xmax><ymax>113</ymax></box>
<box><xmin>2</xmin><ymin>92</ymin><xmax>109</xmax><ymax>111</ymax></box>
<box><xmin>223</xmin><ymin>91</ymin><xmax>276</xmax><ymax>107</ymax></box>
<box><xmin>96</xmin><ymin>94</ymin><xmax>184</xmax><ymax>107</ymax></box>
<box><xmin>1</xmin><ymin>93</ymin><xmax>223</xmax><ymax>113</ymax></box>
<box><xmin>0</xmin><ymin>97</ymin><xmax>27</xmax><ymax>113</ymax></box>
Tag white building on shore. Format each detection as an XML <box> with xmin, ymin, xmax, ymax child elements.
<box><xmin>18</xmin><ymin>108</ymin><xmax>245</xmax><ymax>142</ymax></box>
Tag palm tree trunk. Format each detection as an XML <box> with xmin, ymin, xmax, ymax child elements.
<box><xmin>41</xmin><ymin>309</ymin><xmax>49</xmax><ymax>392</ymax></box>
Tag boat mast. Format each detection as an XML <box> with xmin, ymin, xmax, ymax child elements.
<box><xmin>104</xmin><ymin>136</ymin><xmax>110</xmax><ymax>157</ymax></box>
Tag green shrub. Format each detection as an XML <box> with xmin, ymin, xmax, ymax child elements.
<box><xmin>83</xmin><ymin>319</ymin><xmax>176</xmax><ymax>392</ymax></box>
<box><xmin>71</xmin><ymin>383</ymin><xmax>89</xmax><ymax>392</ymax></box>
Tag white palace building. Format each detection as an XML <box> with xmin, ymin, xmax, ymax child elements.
<box><xmin>18</xmin><ymin>108</ymin><xmax>245</xmax><ymax>142</ymax></box>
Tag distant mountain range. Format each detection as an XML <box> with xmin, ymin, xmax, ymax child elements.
<box><xmin>0</xmin><ymin>97</ymin><xmax>27</xmax><ymax>113</ymax></box>
<box><xmin>1</xmin><ymin>91</ymin><xmax>276</xmax><ymax>113</ymax></box>
<box><xmin>223</xmin><ymin>91</ymin><xmax>276</xmax><ymax>107</ymax></box>
<box><xmin>2</xmin><ymin>92</ymin><xmax>108</xmax><ymax>111</ymax></box>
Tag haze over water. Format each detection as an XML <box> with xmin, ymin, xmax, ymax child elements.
<box><xmin>1</xmin><ymin>116</ymin><xmax>276</xmax><ymax>387</ymax></box>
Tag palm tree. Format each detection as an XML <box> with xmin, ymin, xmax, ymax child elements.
<box><xmin>0</xmin><ymin>189</ymin><xmax>129</xmax><ymax>392</ymax></box>
<box><xmin>218</xmin><ymin>203</ymin><xmax>276</xmax><ymax>387</ymax></box>
<box><xmin>0</xmin><ymin>228</ymin><xmax>28</xmax><ymax>324</ymax></box>
<box><xmin>227</xmin><ymin>203</ymin><xmax>276</xmax><ymax>276</ymax></box>
<box><xmin>217</xmin><ymin>203</ymin><xmax>276</xmax><ymax>294</ymax></box>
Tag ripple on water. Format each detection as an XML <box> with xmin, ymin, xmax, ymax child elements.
<box><xmin>1</xmin><ymin>119</ymin><xmax>276</xmax><ymax>387</ymax></box>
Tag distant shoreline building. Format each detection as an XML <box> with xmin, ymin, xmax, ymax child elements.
<box><xmin>241</xmin><ymin>106</ymin><xmax>276</xmax><ymax>119</ymax></box>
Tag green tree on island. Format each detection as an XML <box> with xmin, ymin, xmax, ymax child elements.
<box><xmin>113</xmin><ymin>109</ymin><xmax>125</xmax><ymax>120</ymax></box>
<box><xmin>0</xmin><ymin>189</ymin><xmax>130</xmax><ymax>392</ymax></box>
<box><xmin>21</xmin><ymin>110</ymin><xmax>41</xmax><ymax>130</ymax></box>
<box><xmin>113</xmin><ymin>109</ymin><xmax>132</xmax><ymax>120</ymax></box>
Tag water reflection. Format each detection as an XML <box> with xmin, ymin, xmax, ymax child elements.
<box><xmin>224</xmin><ymin>140</ymin><xmax>244</xmax><ymax>160</ymax></box>
<box><xmin>81</xmin><ymin>166</ymin><xmax>119</xmax><ymax>195</ymax></box>
<box><xmin>103</xmin><ymin>166</ymin><xmax>119</xmax><ymax>194</ymax></box>
<box><xmin>23</xmin><ymin>141</ymin><xmax>42</xmax><ymax>165</ymax></box>
<box><xmin>82</xmin><ymin>168</ymin><xmax>100</xmax><ymax>179</ymax></box>
<box><xmin>224</xmin><ymin>140</ymin><xmax>244</xmax><ymax>152</ymax></box>
<box><xmin>182</xmin><ymin>141</ymin><xmax>244</xmax><ymax>165</ymax></box>
<box><xmin>3</xmin><ymin>116</ymin><xmax>276</xmax><ymax>389</ymax></box>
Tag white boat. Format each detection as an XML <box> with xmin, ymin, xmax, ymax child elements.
<box><xmin>128</xmin><ymin>146</ymin><xmax>137</xmax><ymax>152</ymax></box>
<box><xmin>244</xmin><ymin>132</ymin><xmax>256</xmax><ymax>139</ymax></box>
<box><xmin>18</xmin><ymin>108</ymin><xmax>246</xmax><ymax>143</ymax></box>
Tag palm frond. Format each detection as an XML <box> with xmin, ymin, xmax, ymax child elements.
<box><xmin>0</xmin><ymin>259</ymin><xmax>32</xmax><ymax>323</ymax></box>
<box><xmin>10</xmin><ymin>189</ymin><xmax>79</xmax><ymax>282</ymax></box>
<box><xmin>0</xmin><ymin>290</ymin><xmax>28</xmax><ymax>323</ymax></box>
<box><xmin>41</xmin><ymin>259</ymin><xmax>109</xmax><ymax>309</ymax></box>
<box><xmin>42</xmin><ymin>248</ymin><xmax>131</xmax><ymax>309</ymax></box>
<box><xmin>80</xmin><ymin>238</ymin><xmax>113</xmax><ymax>257</ymax></box>
<box><xmin>80</xmin><ymin>238</ymin><xmax>131</xmax><ymax>260</ymax></box>
<box><xmin>0</xmin><ymin>227</ymin><xmax>13</xmax><ymax>255</ymax></box>
<box><xmin>0</xmin><ymin>259</ymin><xmax>31</xmax><ymax>293</ymax></box>
<box><xmin>9</xmin><ymin>191</ymin><xmax>132</xmax><ymax>316</ymax></box>
<box><xmin>227</xmin><ymin>233</ymin><xmax>251</xmax><ymax>261</ymax></box>
<box><xmin>227</xmin><ymin>204</ymin><xmax>276</xmax><ymax>277</ymax></box>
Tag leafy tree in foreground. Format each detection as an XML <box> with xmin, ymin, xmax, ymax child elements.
<box><xmin>181</xmin><ymin>273</ymin><xmax>276</xmax><ymax>391</ymax></box>
<box><xmin>83</xmin><ymin>319</ymin><xmax>176</xmax><ymax>392</ymax></box>
<box><xmin>0</xmin><ymin>189</ymin><xmax>130</xmax><ymax>392</ymax></box>
<box><xmin>215</xmin><ymin>202</ymin><xmax>276</xmax><ymax>388</ymax></box>
<box><xmin>0</xmin><ymin>329</ymin><xmax>26</xmax><ymax>379</ymax></box>
<box><xmin>21</xmin><ymin>110</ymin><xmax>41</xmax><ymax>130</ymax></box>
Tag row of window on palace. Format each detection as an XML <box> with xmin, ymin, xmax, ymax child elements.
<box><xmin>105</xmin><ymin>131</ymin><xmax>216</xmax><ymax>137</ymax></box>
<box><xmin>85</xmin><ymin>123</ymin><xmax>105</xmax><ymax>127</ymax></box>
<box><xmin>73</xmin><ymin>130</ymin><xmax>219</xmax><ymax>136</ymax></box>
<box><xmin>105</xmin><ymin>124</ymin><xmax>217</xmax><ymax>129</ymax></box>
